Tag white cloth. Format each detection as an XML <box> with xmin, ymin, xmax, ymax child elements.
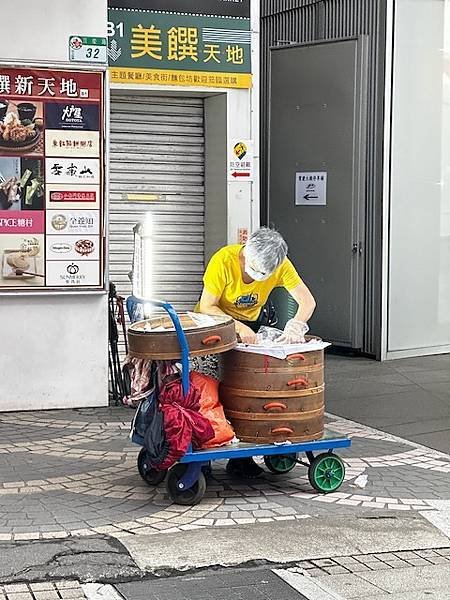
<box><xmin>234</xmin><ymin>338</ymin><xmax>331</xmax><ymax>359</ymax></box>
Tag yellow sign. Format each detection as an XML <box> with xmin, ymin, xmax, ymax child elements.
<box><xmin>109</xmin><ymin>67</ymin><xmax>252</xmax><ymax>89</ymax></box>
<box><xmin>122</xmin><ymin>193</ymin><xmax>164</xmax><ymax>202</ymax></box>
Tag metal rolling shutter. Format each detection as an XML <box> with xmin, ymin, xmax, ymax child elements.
<box><xmin>109</xmin><ymin>93</ymin><xmax>205</xmax><ymax>327</ymax></box>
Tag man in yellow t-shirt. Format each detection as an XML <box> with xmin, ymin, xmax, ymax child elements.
<box><xmin>197</xmin><ymin>227</ymin><xmax>316</xmax><ymax>479</ymax></box>
<box><xmin>198</xmin><ymin>227</ymin><xmax>316</xmax><ymax>345</ymax></box>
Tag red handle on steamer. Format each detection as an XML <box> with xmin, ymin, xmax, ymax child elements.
<box><xmin>202</xmin><ymin>335</ymin><xmax>222</xmax><ymax>346</ymax></box>
<box><xmin>287</xmin><ymin>353</ymin><xmax>305</xmax><ymax>361</ymax></box>
<box><xmin>271</xmin><ymin>427</ymin><xmax>294</xmax><ymax>435</ymax></box>
<box><xmin>287</xmin><ymin>377</ymin><xmax>308</xmax><ymax>387</ymax></box>
<box><xmin>263</xmin><ymin>402</ymin><xmax>287</xmax><ymax>412</ymax></box>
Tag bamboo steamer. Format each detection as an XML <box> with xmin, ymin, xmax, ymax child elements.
<box><xmin>219</xmin><ymin>340</ymin><xmax>325</xmax><ymax>443</ymax></box>
<box><xmin>128</xmin><ymin>314</ymin><xmax>236</xmax><ymax>360</ymax></box>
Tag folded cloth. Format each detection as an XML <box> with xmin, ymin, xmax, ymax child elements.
<box><xmin>156</xmin><ymin>375</ymin><xmax>215</xmax><ymax>470</ymax></box>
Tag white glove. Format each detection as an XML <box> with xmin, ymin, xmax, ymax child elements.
<box><xmin>277</xmin><ymin>319</ymin><xmax>309</xmax><ymax>344</ymax></box>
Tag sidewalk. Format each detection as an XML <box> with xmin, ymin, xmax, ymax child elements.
<box><xmin>325</xmin><ymin>353</ymin><xmax>450</xmax><ymax>454</ymax></box>
<box><xmin>0</xmin><ymin>354</ymin><xmax>449</xmax><ymax>598</ymax></box>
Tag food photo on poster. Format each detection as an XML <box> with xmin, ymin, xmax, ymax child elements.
<box><xmin>0</xmin><ymin>233</ymin><xmax>44</xmax><ymax>287</ymax></box>
<box><xmin>0</xmin><ymin>158</ymin><xmax>44</xmax><ymax>211</ymax></box>
<box><xmin>0</xmin><ymin>99</ymin><xmax>44</xmax><ymax>156</ymax></box>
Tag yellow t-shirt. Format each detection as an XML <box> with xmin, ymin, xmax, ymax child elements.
<box><xmin>200</xmin><ymin>244</ymin><xmax>302</xmax><ymax>321</ymax></box>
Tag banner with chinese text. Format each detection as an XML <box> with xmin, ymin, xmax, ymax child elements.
<box><xmin>0</xmin><ymin>67</ymin><xmax>105</xmax><ymax>291</ymax></box>
<box><xmin>108</xmin><ymin>7</ymin><xmax>252</xmax><ymax>88</ymax></box>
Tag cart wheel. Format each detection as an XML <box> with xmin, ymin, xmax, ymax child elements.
<box><xmin>308</xmin><ymin>453</ymin><xmax>345</xmax><ymax>493</ymax></box>
<box><xmin>137</xmin><ymin>448</ymin><xmax>167</xmax><ymax>486</ymax></box>
<box><xmin>166</xmin><ymin>464</ymin><xmax>206</xmax><ymax>506</ymax></box>
<box><xmin>264</xmin><ymin>453</ymin><xmax>298</xmax><ymax>474</ymax></box>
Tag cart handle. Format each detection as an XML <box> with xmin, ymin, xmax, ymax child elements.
<box><xmin>202</xmin><ymin>335</ymin><xmax>222</xmax><ymax>346</ymax></box>
<box><xmin>263</xmin><ymin>402</ymin><xmax>287</xmax><ymax>412</ymax></box>
<box><xmin>127</xmin><ymin>296</ymin><xmax>190</xmax><ymax>397</ymax></box>
<box><xmin>287</xmin><ymin>377</ymin><xmax>308</xmax><ymax>387</ymax></box>
<box><xmin>271</xmin><ymin>427</ymin><xmax>294</xmax><ymax>435</ymax></box>
<box><xmin>287</xmin><ymin>353</ymin><xmax>305</xmax><ymax>361</ymax></box>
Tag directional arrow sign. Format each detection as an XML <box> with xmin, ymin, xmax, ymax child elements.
<box><xmin>232</xmin><ymin>171</ymin><xmax>251</xmax><ymax>178</ymax></box>
<box><xmin>295</xmin><ymin>172</ymin><xmax>327</xmax><ymax>206</ymax></box>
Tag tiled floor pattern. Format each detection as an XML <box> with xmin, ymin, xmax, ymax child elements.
<box><xmin>0</xmin><ymin>409</ymin><xmax>449</xmax><ymax>543</ymax></box>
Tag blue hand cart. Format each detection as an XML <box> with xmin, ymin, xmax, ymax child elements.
<box><xmin>127</xmin><ymin>297</ymin><xmax>351</xmax><ymax>506</ymax></box>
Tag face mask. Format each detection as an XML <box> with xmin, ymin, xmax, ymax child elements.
<box><xmin>243</xmin><ymin>245</ymin><xmax>272</xmax><ymax>281</ymax></box>
<box><xmin>245</xmin><ymin>262</ymin><xmax>271</xmax><ymax>281</ymax></box>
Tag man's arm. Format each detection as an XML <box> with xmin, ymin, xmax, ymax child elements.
<box><xmin>198</xmin><ymin>288</ymin><xmax>257</xmax><ymax>344</ymax></box>
<box><xmin>288</xmin><ymin>281</ymin><xmax>316</xmax><ymax>322</ymax></box>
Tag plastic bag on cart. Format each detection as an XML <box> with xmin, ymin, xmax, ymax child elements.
<box><xmin>132</xmin><ymin>388</ymin><xmax>170</xmax><ymax>469</ymax></box>
<box><xmin>122</xmin><ymin>358</ymin><xmax>155</xmax><ymax>408</ymax></box>
<box><xmin>190</xmin><ymin>371</ymin><xmax>235</xmax><ymax>448</ymax></box>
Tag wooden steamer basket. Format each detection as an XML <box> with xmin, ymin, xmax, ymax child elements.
<box><xmin>128</xmin><ymin>314</ymin><xmax>237</xmax><ymax>359</ymax></box>
<box><xmin>219</xmin><ymin>337</ymin><xmax>325</xmax><ymax>443</ymax></box>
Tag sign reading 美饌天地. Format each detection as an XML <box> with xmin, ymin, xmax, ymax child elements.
<box><xmin>107</xmin><ymin>0</ymin><xmax>252</xmax><ymax>89</ymax></box>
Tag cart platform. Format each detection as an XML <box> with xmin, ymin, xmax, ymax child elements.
<box><xmin>127</xmin><ymin>297</ymin><xmax>351</xmax><ymax>505</ymax></box>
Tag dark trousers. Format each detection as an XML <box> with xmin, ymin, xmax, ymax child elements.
<box><xmin>239</xmin><ymin>300</ymin><xmax>278</xmax><ymax>333</ymax></box>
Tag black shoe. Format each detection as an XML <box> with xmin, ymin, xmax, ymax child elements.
<box><xmin>226</xmin><ymin>457</ymin><xmax>264</xmax><ymax>479</ymax></box>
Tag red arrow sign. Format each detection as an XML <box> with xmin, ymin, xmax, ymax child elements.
<box><xmin>231</xmin><ymin>171</ymin><xmax>251</xmax><ymax>178</ymax></box>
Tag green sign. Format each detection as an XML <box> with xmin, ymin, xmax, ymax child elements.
<box><xmin>107</xmin><ymin>8</ymin><xmax>252</xmax><ymax>88</ymax></box>
<box><xmin>69</xmin><ymin>36</ymin><xmax>108</xmax><ymax>64</ymax></box>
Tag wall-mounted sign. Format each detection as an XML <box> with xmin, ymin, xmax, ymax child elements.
<box><xmin>228</xmin><ymin>139</ymin><xmax>253</xmax><ymax>181</ymax></box>
<box><xmin>69</xmin><ymin>36</ymin><xmax>108</xmax><ymax>64</ymax></box>
<box><xmin>107</xmin><ymin>1</ymin><xmax>252</xmax><ymax>89</ymax></box>
<box><xmin>295</xmin><ymin>171</ymin><xmax>327</xmax><ymax>206</ymax></box>
<box><xmin>0</xmin><ymin>66</ymin><xmax>105</xmax><ymax>292</ymax></box>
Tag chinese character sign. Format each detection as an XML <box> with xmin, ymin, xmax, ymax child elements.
<box><xmin>108</xmin><ymin>8</ymin><xmax>252</xmax><ymax>89</ymax></box>
<box><xmin>0</xmin><ymin>66</ymin><xmax>105</xmax><ymax>291</ymax></box>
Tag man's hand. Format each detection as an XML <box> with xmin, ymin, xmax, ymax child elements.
<box><xmin>278</xmin><ymin>319</ymin><xmax>309</xmax><ymax>344</ymax></box>
<box><xmin>235</xmin><ymin>322</ymin><xmax>257</xmax><ymax>344</ymax></box>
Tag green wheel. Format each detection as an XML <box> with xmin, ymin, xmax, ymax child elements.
<box><xmin>264</xmin><ymin>453</ymin><xmax>298</xmax><ymax>474</ymax></box>
<box><xmin>308</xmin><ymin>453</ymin><xmax>345</xmax><ymax>493</ymax></box>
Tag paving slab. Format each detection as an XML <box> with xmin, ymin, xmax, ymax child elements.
<box><xmin>119</xmin><ymin>515</ymin><xmax>449</xmax><ymax>573</ymax></box>
<box><xmin>357</xmin><ymin>563</ymin><xmax>450</xmax><ymax>593</ymax></box>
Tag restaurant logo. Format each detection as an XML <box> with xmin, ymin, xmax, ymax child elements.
<box><xmin>51</xmin><ymin>214</ymin><xmax>68</xmax><ymax>231</ymax></box>
<box><xmin>45</xmin><ymin>103</ymin><xmax>100</xmax><ymax>131</ymax></box>
<box><xmin>49</xmin><ymin>190</ymin><xmax>97</xmax><ymax>203</ymax></box>
<box><xmin>67</xmin><ymin>263</ymin><xmax>79</xmax><ymax>275</ymax></box>
<box><xmin>50</xmin><ymin>242</ymin><xmax>72</xmax><ymax>253</ymax></box>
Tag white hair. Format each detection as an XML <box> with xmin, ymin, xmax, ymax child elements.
<box><xmin>245</xmin><ymin>227</ymin><xmax>288</xmax><ymax>274</ymax></box>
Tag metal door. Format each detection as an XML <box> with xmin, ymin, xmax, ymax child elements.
<box><xmin>109</xmin><ymin>92</ymin><xmax>205</xmax><ymax>356</ymax></box>
<box><xmin>268</xmin><ymin>38</ymin><xmax>368</xmax><ymax>348</ymax></box>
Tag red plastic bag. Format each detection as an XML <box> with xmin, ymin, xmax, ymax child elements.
<box><xmin>190</xmin><ymin>371</ymin><xmax>235</xmax><ymax>448</ymax></box>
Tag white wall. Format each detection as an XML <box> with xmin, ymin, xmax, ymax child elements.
<box><xmin>386</xmin><ymin>0</ymin><xmax>450</xmax><ymax>358</ymax></box>
<box><xmin>3</xmin><ymin>0</ymin><xmax>107</xmax><ymax>64</ymax></box>
<box><xmin>0</xmin><ymin>0</ymin><xmax>109</xmax><ymax>411</ymax></box>
<box><xmin>0</xmin><ymin>296</ymin><xmax>108</xmax><ymax>411</ymax></box>
<box><xmin>227</xmin><ymin>0</ymin><xmax>261</xmax><ymax>242</ymax></box>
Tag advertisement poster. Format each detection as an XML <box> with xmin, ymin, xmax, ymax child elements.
<box><xmin>0</xmin><ymin>67</ymin><xmax>104</xmax><ymax>291</ymax></box>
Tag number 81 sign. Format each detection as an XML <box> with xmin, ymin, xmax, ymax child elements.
<box><xmin>69</xmin><ymin>36</ymin><xmax>108</xmax><ymax>64</ymax></box>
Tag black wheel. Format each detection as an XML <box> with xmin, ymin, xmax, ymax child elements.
<box><xmin>166</xmin><ymin>464</ymin><xmax>206</xmax><ymax>506</ymax></box>
<box><xmin>264</xmin><ymin>453</ymin><xmax>298</xmax><ymax>474</ymax></box>
<box><xmin>137</xmin><ymin>447</ymin><xmax>167</xmax><ymax>486</ymax></box>
<box><xmin>308</xmin><ymin>452</ymin><xmax>345</xmax><ymax>493</ymax></box>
